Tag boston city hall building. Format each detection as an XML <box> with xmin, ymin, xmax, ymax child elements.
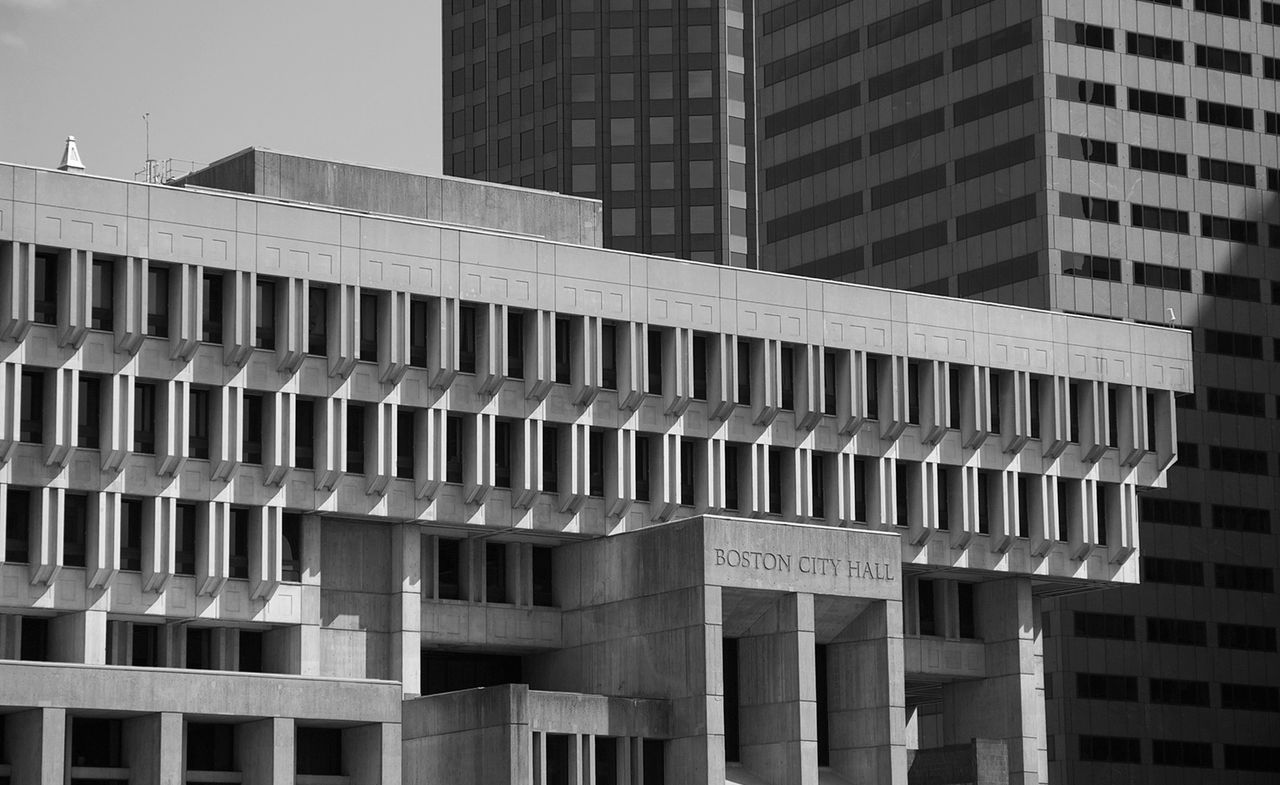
<box><xmin>0</xmin><ymin>147</ymin><xmax>1190</xmax><ymax>785</ymax></box>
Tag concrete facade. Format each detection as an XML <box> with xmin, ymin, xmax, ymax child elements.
<box><xmin>0</xmin><ymin>159</ymin><xmax>1190</xmax><ymax>783</ymax></box>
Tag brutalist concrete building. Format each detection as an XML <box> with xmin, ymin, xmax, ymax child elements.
<box><xmin>0</xmin><ymin>152</ymin><xmax>1190</xmax><ymax>784</ymax></box>
<box><xmin>446</xmin><ymin>1</ymin><xmax>1280</xmax><ymax>781</ymax></box>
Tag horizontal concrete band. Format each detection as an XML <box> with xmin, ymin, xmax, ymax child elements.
<box><xmin>0</xmin><ymin>660</ymin><xmax>402</xmax><ymax>723</ymax></box>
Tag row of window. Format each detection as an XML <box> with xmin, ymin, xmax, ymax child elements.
<box><xmin>1</xmin><ymin>488</ymin><xmax>301</xmax><ymax>582</ymax></box>
<box><xmin>1075</xmin><ymin>611</ymin><xmax>1277</xmax><ymax>651</ymax></box>
<box><xmin>1142</xmin><ymin>497</ymin><xmax>1272</xmax><ymax>533</ymax></box>
<box><xmin>1063</xmin><ymin>134</ymin><xmax>1280</xmax><ymax>192</ymax></box>
<box><xmin>1141</xmin><ymin>556</ymin><xmax>1274</xmax><ymax>591</ymax></box>
<box><xmin>1059</xmin><ymin>19</ymin><xmax>1270</xmax><ymax>77</ymax></box>
<box><xmin>1061</xmin><ymin>192</ymin><xmax>1272</xmax><ymax>244</ymax></box>
<box><xmin>1077</xmin><ymin>672</ymin><xmax>1280</xmax><ymax>711</ymax></box>
<box><xmin>1076</xmin><ymin>736</ymin><xmax>1279</xmax><ymax>771</ymax></box>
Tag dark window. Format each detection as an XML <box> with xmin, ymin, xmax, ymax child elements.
<box><xmin>768</xmin><ymin>449</ymin><xmax>783</xmax><ymax>514</ymax></box>
<box><xmin>1075</xmin><ymin>611</ymin><xmax>1135</xmax><ymax>640</ymax></box>
<box><xmin>201</xmin><ymin>273</ymin><xmax>223</xmax><ymax>343</ymax></box>
<box><xmin>724</xmin><ymin>444</ymin><xmax>740</xmax><ymax>511</ymax></box>
<box><xmin>134</xmin><ymin>381</ymin><xmax>156</xmax><ymax>454</ymax></box>
<box><xmin>532</xmin><ymin>546</ymin><xmax>553</xmax><ymax>607</ymax></box>
<box><xmin>779</xmin><ymin>347</ymin><xmax>795</xmax><ymax>410</ymax></box>
<box><xmin>906</xmin><ymin>363</ymin><xmax>920</xmax><ymax>425</ymax></box>
<box><xmin>1133</xmin><ymin>262</ymin><xmax>1191</xmax><ymax>292</ymax></box>
<box><xmin>1203</xmin><ymin>272</ymin><xmax>1260</xmax><ymax>301</ymax></box>
<box><xmin>691</xmin><ymin>335</ymin><xmax>708</xmax><ymax>401</ymax></box>
<box><xmin>1142</xmin><ymin>556</ymin><xmax>1204</xmax><ymax>585</ymax></box>
<box><xmin>1206</xmin><ymin>387</ymin><xmax>1266</xmax><ymax>417</ymax></box>
<box><xmin>32</xmin><ymin>252</ymin><xmax>57</xmax><ymax>325</ymax></box>
<box><xmin>1150</xmin><ymin>678</ymin><xmax>1210</xmax><ymax>706</ymax></box>
<box><xmin>1061</xmin><ymin>253</ymin><xmax>1121</xmax><ymax>281</ymax></box>
<box><xmin>346</xmin><ymin>404</ymin><xmax>365</xmax><ymax>475</ymax></box>
<box><xmin>281</xmin><ymin>513</ymin><xmax>302</xmax><ymax>582</ymax></box>
<box><xmin>420</xmin><ymin>650</ymin><xmax>524</xmax><ymax>694</ymax></box>
<box><xmin>446</xmin><ymin>415</ymin><xmax>463</xmax><ymax>484</ymax></box>
<box><xmin>75</xmin><ymin>374</ymin><xmax>100</xmax><ymax>449</ymax></box>
<box><xmin>957</xmin><ymin>582</ymin><xmax>976</xmax><ymax>638</ymax></box>
<box><xmin>172</xmin><ymin>504</ymin><xmax>197</xmax><ymax>577</ymax></box>
<box><xmin>822</xmin><ymin>351</ymin><xmax>837</xmax><ymax>414</ymax></box>
<box><xmin>396</xmin><ymin>409</ymin><xmax>414</xmax><ymax>480</ymax></box>
<box><xmin>1212</xmin><ymin>504</ymin><xmax>1271</xmax><ymax>533</ymax></box>
<box><xmin>19</xmin><ymin>616</ymin><xmax>48</xmax><ymax>661</ymax></box>
<box><xmin>1152</xmin><ymin>740</ymin><xmax>1213</xmax><ymax>768</ymax></box>
<box><xmin>1202</xmin><ymin>214</ymin><xmax>1259</xmax><ymax>244</ymax></box>
<box><xmin>70</xmin><ymin>717</ymin><xmax>124</xmax><ymax>768</ymax></box>
<box><xmin>255</xmin><ymin>278</ymin><xmax>276</xmax><ymax>350</ymax></box>
<box><xmin>553</xmin><ymin>316</ymin><xmax>571</xmax><ymax>384</ymax></box>
<box><xmin>1267</xmin><ymin>1</ymin><xmax>1280</xmax><ymax>23</ymax></box>
<box><xmin>1059</xmin><ymin>135</ymin><xmax>1118</xmax><ymax>165</ymax></box>
<box><xmin>1141</xmin><ymin>497</ymin><xmax>1201</xmax><ymax>527</ymax></box>
<box><xmin>187</xmin><ymin>723</ymin><xmax>237</xmax><ymax>772</ymax></box>
<box><xmin>63</xmin><ymin>493</ymin><xmax>88</xmax><ymax>568</ymax></box>
<box><xmin>90</xmin><ymin>258</ymin><xmax>113</xmax><ymax>330</ymax></box>
<box><xmin>228</xmin><ymin>508</ymin><xmax>248</xmax><ymax>580</ymax></box>
<box><xmin>494</xmin><ymin>420</ymin><xmax>512</xmax><ymax>489</ymax></box>
<box><xmin>458</xmin><ymin>304</ymin><xmax>477</xmax><ymax>374</ymax></box>
<box><xmin>147</xmin><ymin>265</ymin><xmax>169</xmax><ymax>337</ymax></box>
<box><xmin>853</xmin><ymin>458</ymin><xmax>868</xmax><ymax>522</ymax></box>
<box><xmin>242</xmin><ymin>394</ymin><xmax>263</xmax><ymax>464</ymax></box>
<box><xmin>307</xmin><ymin>286</ymin><xmax>327</xmax><ymax>356</ymax></box>
<box><xmin>410</xmin><ymin>299</ymin><xmax>429</xmax><ymax>368</ymax></box>
<box><xmin>294</xmin><ymin>397</ymin><xmax>314</xmax><ymax>470</ymax></box>
<box><xmin>120</xmin><ymin>498</ymin><xmax>143</xmax><ymax>571</ymax></box>
<box><xmin>359</xmin><ymin>293</ymin><xmax>378</xmax><ymax>361</ymax></box>
<box><xmin>5</xmin><ymin>487</ymin><xmax>30</xmax><ymax>563</ymax></box>
<box><xmin>1209</xmin><ymin>445</ymin><xmax>1269</xmax><ymax>475</ymax></box>
<box><xmin>1197</xmin><ymin>99</ymin><xmax>1253</xmax><ymax>129</ymax></box>
<box><xmin>1131</xmin><ymin>204</ymin><xmax>1190</xmax><ymax>234</ymax></box>
<box><xmin>19</xmin><ymin>370</ymin><xmax>43</xmax><ymax>443</ymax></box>
<box><xmin>736</xmin><ymin>340</ymin><xmax>751</xmax><ymax>405</ymax></box>
<box><xmin>866</xmin><ymin>357</ymin><xmax>880</xmax><ymax>419</ymax></box>
<box><xmin>185</xmin><ymin>387</ymin><xmax>209</xmax><ymax>460</ymax></box>
<box><xmin>1128</xmin><ymin>88</ymin><xmax>1185</xmax><ymax>118</ymax></box>
<box><xmin>1215</xmin><ymin>563</ymin><xmax>1274</xmax><ymax>592</ymax></box>
<box><xmin>1221</xmin><ymin>683</ymin><xmax>1280</xmax><ymax>712</ymax></box>
<box><xmin>1130</xmin><ymin>145</ymin><xmax>1187</xmax><ymax>176</ymax></box>
<box><xmin>599</xmin><ymin>322</ymin><xmax>616</xmax><ymax>389</ymax></box>
<box><xmin>918</xmin><ymin>579</ymin><xmax>938</xmax><ymax>635</ymax></box>
<box><xmin>436</xmin><ymin>538</ymin><xmax>461</xmax><ymax>600</ymax></box>
<box><xmin>679</xmin><ymin>439</ymin><xmax>696</xmax><ymax>506</ymax></box>
<box><xmin>988</xmin><ymin>374</ymin><xmax>1001</xmax><ymax>435</ymax></box>
<box><xmin>1195</xmin><ymin>0</ymin><xmax>1251</xmax><ymax>19</ymax></box>
<box><xmin>1203</xmin><ymin>328</ymin><xmax>1263</xmax><ymax>359</ymax></box>
<box><xmin>296</xmin><ymin>727</ymin><xmax>343</xmax><ymax>777</ymax></box>
<box><xmin>1196</xmin><ymin>43</ymin><xmax>1251</xmax><ymax>73</ymax></box>
<box><xmin>542</xmin><ymin>425</ymin><xmax>558</xmax><ymax>494</ymax></box>
<box><xmin>486</xmin><ymin>543</ymin><xmax>508</xmax><ymax>603</ymax></box>
<box><xmin>647</xmin><ymin>328</ymin><xmax>663</xmax><ymax>394</ymax></box>
<box><xmin>723</xmin><ymin>638</ymin><xmax>740</xmax><ymax>762</ymax></box>
<box><xmin>635</xmin><ymin>435</ymin><xmax>651</xmax><ymax>502</ymax></box>
<box><xmin>1077</xmin><ymin>672</ymin><xmax>1138</xmax><ymax>701</ymax></box>
<box><xmin>1126</xmin><ymin>31</ymin><xmax>1183</xmax><ymax>61</ymax></box>
<box><xmin>1079</xmin><ymin>735</ymin><xmax>1141</xmax><ymax>764</ymax></box>
<box><xmin>1060</xmin><ymin>194</ymin><xmax>1120</xmax><ymax>223</ymax></box>
<box><xmin>186</xmin><ymin>626</ymin><xmax>213</xmax><ymax>670</ymax></box>
<box><xmin>131</xmin><ymin>622</ymin><xmax>159</xmax><ymax>666</ymax></box>
<box><xmin>1200</xmin><ymin>156</ymin><xmax>1257</xmax><ymax>186</ymax></box>
<box><xmin>1147</xmin><ymin>617</ymin><xmax>1207</xmax><ymax>646</ymax></box>
<box><xmin>507</xmin><ymin>311</ymin><xmax>525</xmax><ymax>379</ymax></box>
<box><xmin>588</xmin><ymin>430</ymin><xmax>604</xmax><ymax>497</ymax></box>
<box><xmin>1058</xmin><ymin>76</ymin><xmax>1116</xmax><ymax>106</ymax></box>
<box><xmin>1220</xmin><ymin>623</ymin><xmax>1277</xmax><ymax>651</ymax></box>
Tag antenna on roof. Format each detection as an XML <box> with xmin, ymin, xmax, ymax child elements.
<box><xmin>140</xmin><ymin>113</ymin><xmax>159</xmax><ymax>183</ymax></box>
<box><xmin>57</xmin><ymin>136</ymin><xmax>84</xmax><ymax>172</ymax></box>
<box><xmin>1165</xmin><ymin>307</ymin><xmax>1177</xmax><ymax>327</ymax></box>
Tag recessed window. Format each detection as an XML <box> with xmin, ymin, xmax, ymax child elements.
<box><xmin>201</xmin><ymin>273</ymin><xmax>223</xmax><ymax>344</ymax></box>
<box><xmin>146</xmin><ymin>265</ymin><xmax>170</xmax><ymax>337</ymax></box>
<box><xmin>256</xmin><ymin>278</ymin><xmax>276</xmax><ymax>350</ymax></box>
<box><xmin>90</xmin><ymin>257</ymin><xmax>114</xmax><ymax>330</ymax></box>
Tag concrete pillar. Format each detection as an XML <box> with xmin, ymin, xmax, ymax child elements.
<box><xmin>48</xmin><ymin>609</ymin><xmax>106</xmax><ymax>664</ymax></box>
<box><xmin>940</xmin><ymin>578</ymin><xmax>1045</xmax><ymax>785</ymax></box>
<box><xmin>6</xmin><ymin>706</ymin><xmax>65</xmax><ymax>785</ymax></box>
<box><xmin>737</xmin><ymin>592</ymin><xmax>816</xmax><ymax>785</ymax></box>
<box><xmin>237</xmin><ymin>717</ymin><xmax>292</xmax><ymax>784</ymax></box>
<box><xmin>390</xmin><ymin>523</ymin><xmax>422</xmax><ymax>695</ymax></box>
<box><xmin>343</xmin><ymin>723</ymin><xmax>400</xmax><ymax>785</ymax></box>
<box><xmin>124</xmin><ymin>712</ymin><xmax>183</xmax><ymax>785</ymax></box>
<box><xmin>827</xmin><ymin>600</ymin><xmax>908</xmax><ymax>785</ymax></box>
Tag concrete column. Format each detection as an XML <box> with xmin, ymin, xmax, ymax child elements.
<box><xmin>737</xmin><ymin>592</ymin><xmax>816</xmax><ymax>785</ymax></box>
<box><xmin>940</xmin><ymin>578</ymin><xmax>1045</xmax><ymax>785</ymax></box>
<box><xmin>390</xmin><ymin>523</ymin><xmax>422</xmax><ymax>695</ymax></box>
<box><xmin>6</xmin><ymin>706</ymin><xmax>65</xmax><ymax>785</ymax></box>
<box><xmin>827</xmin><ymin>599</ymin><xmax>908</xmax><ymax>785</ymax></box>
<box><xmin>237</xmin><ymin>717</ymin><xmax>292</xmax><ymax>784</ymax></box>
<box><xmin>124</xmin><ymin>712</ymin><xmax>182</xmax><ymax>785</ymax></box>
<box><xmin>343</xmin><ymin>723</ymin><xmax>401</xmax><ymax>785</ymax></box>
<box><xmin>48</xmin><ymin>609</ymin><xmax>106</xmax><ymax>664</ymax></box>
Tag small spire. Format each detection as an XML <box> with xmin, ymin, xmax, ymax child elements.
<box><xmin>58</xmin><ymin>136</ymin><xmax>84</xmax><ymax>172</ymax></box>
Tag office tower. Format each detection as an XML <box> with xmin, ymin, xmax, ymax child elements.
<box><xmin>442</xmin><ymin>0</ymin><xmax>758</xmax><ymax>266</ymax></box>
<box><xmin>449</xmin><ymin>1</ymin><xmax>1280</xmax><ymax>780</ymax></box>
<box><xmin>0</xmin><ymin>150</ymin><xmax>1188</xmax><ymax>783</ymax></box>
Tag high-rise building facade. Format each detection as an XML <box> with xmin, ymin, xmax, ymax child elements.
<box><xmin>0</xmin><ymin>151</ymin><xmax>1190</xmax><ymax>784</ymax></box>
<box><xmin>448</xmin><ymin>1</ymin><xmax>1280</xmax><ymax>781</ymax></box>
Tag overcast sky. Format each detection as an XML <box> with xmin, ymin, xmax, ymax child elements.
<box><xmin>0</xmin><ymin>0</ymin><xmax>442</xmax><ymax>181</ymax></box>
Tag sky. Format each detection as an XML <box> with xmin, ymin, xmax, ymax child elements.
<box><xmin>0</xmin><ymin>0</ymin><xmax>442</xmax><ymax>181</ymax></box>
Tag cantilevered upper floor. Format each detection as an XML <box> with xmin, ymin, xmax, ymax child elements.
<box><xmin>0</xmin><ymin>159</ymin><xmax>1192</xmax><ymax>596</ymax></box>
